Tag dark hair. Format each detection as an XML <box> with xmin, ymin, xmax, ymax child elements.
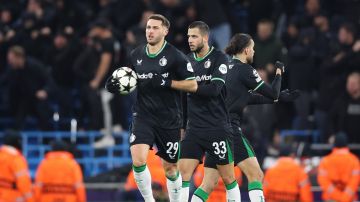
<box><xmin>334</xmin><ymin>132</ymin><xmax>348</xmax><ymax>148</ymax></box>
<box><xmin>148</xmin><ymin>14</ymin><xmax>170</xmax><ymax>29</ymax></box>
<box><xmin>51</xmin><ymin>140</ymin><xmax>69</xmax><ymax>152</ymax></box>
<box><xmin>340</xmin><ymin>22</ymin><xmax>356</xmax><ymax>36</ymax></box>
<box><xmin>188</xmin><ymin>21</ymin><xmax>210</xmax><ymax>36</ymax></box>
<box><xmin>225</xmin><ymin>33</ymin><xmax>252</xmax><ymax>55</ymax></box>
<box><xmin>8</xmin><ymin>45</ymin><xmax>26</xmax><ymax>58</ymax></box>
<box><xmin>91</xmin><ymin>19</ymin><xmax>112</xmax><ymax>30</ymax></box>
<box><xmin>3</xmin><ymin>130</ymin><xmax>22</xmax><ymax>151</ymax></box>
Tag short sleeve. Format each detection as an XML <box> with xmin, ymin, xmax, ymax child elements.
<box><xmin>210</xmin><ymin>53</ymin><xmax>229</xmax><ymax>84</ymax></box>
<box><xmin>240</xmin><ymin>65</ymin><xmax>264</xmax><ymax>91</ymax></box>
<box><xmin>174</xmin><ymin>51</ymin><xmax>195</xmax><ymax>80</ymax></box>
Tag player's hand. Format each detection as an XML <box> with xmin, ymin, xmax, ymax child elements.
<box><xmin>105</xmin><ymin>76</ymin><xmax>120</xmax><ymax>94</ymax></box>
<box><xmin>151</xmin><ymin>74</ymin><xmax>172</xmax><ymax>88</ymax></box>
<box><xmin>279</xmin><ymin>89</ymin><xmax>300</xmax><ymax>102</ymax></box>
<box><xmin>275</xmin><ymin>61</ymin><xmax>285</xmax><ymax>73</ymax></box>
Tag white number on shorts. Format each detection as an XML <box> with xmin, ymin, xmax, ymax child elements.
<box><xmin>212</xmin><ymin>141</ymin><xmax>227</xmax><ymax>158</ymax></box>
<box><xmin>166</xmin><ymin>142</ymin><xmax>178</xmax><ymax>159</ymax></box>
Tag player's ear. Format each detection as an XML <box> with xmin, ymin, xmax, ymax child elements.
<box><xmin>163</xmin><ymin>27</ymin><xmax>169</xmax><ymax>36</ymax></box>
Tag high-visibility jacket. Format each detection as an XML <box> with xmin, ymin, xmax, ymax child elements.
<box><xmin>34</xmin><ymin>151</ymin><xmax>86</xmax><ymax>202</ymax></box>
<box><xmin>125</xmin><ymin>149</ymin><xmax>167</xmax><ymax>192</ymax></box>
<box><xmin>193</xmin><ymin>164</ymin><xmax>242</xmax><ymax>202</ymax></box>
<box><xmin>263</xmin><ymin>157</ymin><xmax>313</xmax><ymax>202</ymax></box>
<box><xmin>317</xmin><ymin>148</ymin><xmax>359</xmax><ymax>202</ymax></box>
<box><xmin>0</xmin><ymin>145</ymin><xmax>34</xmax><ymax>202</ymax></box>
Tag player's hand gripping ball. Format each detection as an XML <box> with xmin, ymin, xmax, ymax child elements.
<box><xmin>106</xmin><ymin>67</ymin><xmax>137</xmax><ymax>95</ymax></box>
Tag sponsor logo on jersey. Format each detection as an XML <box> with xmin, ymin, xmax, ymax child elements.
<box><xmin>252</xmin><ymin>69</ymin><xmax>262</xmax><ymax>82</ymax></box>
<box><xmin>137</xmin><ymin>59</ymin><xmax>142</xmax><ymax>65</ymax></box>
<box><xmin>219</xmin><ymin>64</ymin><xmax>227</xmax><ymax>74</ymax></box>
<box><xmin>204</xmin><ymin>59</ymin><xmax>211</xmax><ymax>68</ymax></box>
<box><xmin>129</xmin><ymin>133</ymin><xmax>136</xmax><ymax>143</ymax></box>
<box><xmin>187</xmin><ymin>62</ymin><xmax>194</xmax><ymax>72</ymax></box>
<box><xmin>161</xmin><ymin>72</ymin><xmax>169</xmax><ymax>78</ymax></box>
<box><xmin>137</xmin><ymin>72</ymin><xmax>154</xmax><ymax>79</ymax></box>
<box><xmin>159</xmin><ymin>56</ymin><xmax>167</xmax><ymax>66</ymax></box>
<box><xmin>195</xmin><ymin>74</ymin><xmax>212</xmax><ymax>81</ymax></box>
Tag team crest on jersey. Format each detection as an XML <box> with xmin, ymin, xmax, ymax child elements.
<box><xmin>204</xmin><ymin>59</ymin><xmax>211</xmax><ymax>68</ymax></box>
<box><xmin>129</xmin><ymin>133</ymin><xmax>136</xmax><ymax>143</ymax></box>
<box><xmin>219</xmin><ymin>64</ymin><xmax>227</xmax><ymax>74</ymax></box>
<box><xmin>187</xmin><ymin>62</ymin><xmax>194</xmax><ymax>72</ymax></box>
<box><xmin>159</xmin><ymin>56</ymin><xmax>167</xmax><ymax>66</ymax></box>
<box><xmin>252</xmin><ymin>69</ymin><xmax>262</xmax><ymax>82</ymax></box>
<box><xmin>137</xmin><ymin>59</ymin><xmax>142</xmax><ymax>65</ymax></box>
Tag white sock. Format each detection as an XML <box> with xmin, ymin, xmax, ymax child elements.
<box><xmin>249</xmin><ymin>190</ymin><xmax>265</xmax><ymax>202</ymax></box>
<box><xmin>133</xmin><ymin>164</ymin><xmax>155</xmax><ymax>202</ymax></box>
<box><xmin>248</xmin><ymin>181</ymin><xmax>265</xmax><ymax>202</ymax></box>
<box><xmin>167</xmin><ymin>172</ymin><xmax>182</xmax><ymax>202</ymax></box>
<box><xmin>180</xmin><ymin>181</ymin><xmax>190</xmax><ymax>202</ymax></box>
<box><xmin>190</xmin><ymin>194</ymin><xmax>203</xmax><ymax>202</ymax></box>
<box><xmin>226</xmin><ymin>180</ymin><xmax>241</xmax><ymax>202</ymax></box>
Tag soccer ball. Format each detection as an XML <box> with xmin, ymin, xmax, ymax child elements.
<box><xmin>112</xmin><ymin>67</ymin><xmax>137</xmax><ymax>95</ymax></box>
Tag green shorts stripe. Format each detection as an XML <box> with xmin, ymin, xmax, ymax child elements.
<box><xmin>241</xmin><ymin>136</ymin><xmax>255</xmax><ymax>157</ymax></box>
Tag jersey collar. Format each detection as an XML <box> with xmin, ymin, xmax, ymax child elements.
<box><xmin>146</xmin><ymin>40</ymin><xmax>167</xmax><ymax>58</ymax></box>
<box><xmin>193</xmin><ymin>46</ymin><xmax>214</xmax><ymax>61</ymax></box>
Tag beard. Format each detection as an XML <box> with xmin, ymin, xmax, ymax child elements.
<box><xmin>147</xmin><ymin>35</ymin><xmax>162</xmax><ymax>46</ymax></box>
<box><xmin>193</xmin><ymin>43</ymin><xmax>204</xmax><ymax>54</ymax></box>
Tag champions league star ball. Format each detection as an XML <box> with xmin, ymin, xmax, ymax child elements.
<box><xmin>112</xmin><ymin>67</ymin><xmax>137</xmax><ymax>95</ymax></box>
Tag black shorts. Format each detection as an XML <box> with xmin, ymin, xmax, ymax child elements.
<box><xmin>180</xmin><ymin>127</ymin><xmax>234</xmax><ymax>165</ymax></box>
<box><xmin>130</xmin><ymin>117</ymin><xmax>181</xmax><ymax>163</ymax></box>
<box><xmin>205</xmin><ymin>126</ymin><xmax>255</xmax><ymax>168</ymax></box>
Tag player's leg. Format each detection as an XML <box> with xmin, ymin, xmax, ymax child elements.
<box><xmin>130</xmin><ymin>144</ymin><xmax>154</xmax><ymax>202</ymax></box>
<box><xmin>238</xmin><ymin>157</ymin><xmax>264</xmax><ymax>202</ymax></box>
<box><xmin>178</xmin><ymin>132</ymin><xmax>203</xmax><ymax>202</ymax></box>
<box><xmin>130</xmin><ymin>118</ymin><xmax>156</xmax><ymax>202</ymax></box>
<box><xmin>191</xmin><ymin>161</ymin><xmax>220</xmax><ymax>202</ymax></box>
<box><xmin>206</xmin><ymin>130</ymin><xmax>240</xmax><ymax>202</ymax></box>
<box><xmin>234</xmin><ymin>127</ymin><xmax>265</xmax><ymax>202</ymax></box>
<box><xmin>155</xmin><ymin>128</ymin><xmax>183</xmax><ymax>202</ymax></box>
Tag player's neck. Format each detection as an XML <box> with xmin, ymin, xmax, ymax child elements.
<box><xmin>233</xmin><ymin>54</ymin><xmax>247</xmax><ymax>64</ymax></box>
<box><xmin>147</xmin><ymin>39</ymin><xmax>166</xmax><ymax>55</ymax></box>
<box><xmin>196</xmin><ymin>44</ymin><xmax>210</xmax><ymax>58</ymax></box>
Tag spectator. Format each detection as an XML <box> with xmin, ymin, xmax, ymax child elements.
<box><xmin>46</xmin><ymin>28</ymin><xmax>79</xmax><ymax>119</ymax></box>
<box><xmin>34</xmin><ymin>140</ymin><xmax>86</xmax><ymax>202</ymax></box>
<box><xmin>3</xmin><ymin>45</ymin><xmax>52</xmax><ymax>130</ymax></box>
<box><xmin>263</xmin><ymin>144</ymin><xmax>313</xmax><ymax>202</ymax></box>
<box><xmin>192</xmin><ymin>0</ymin><xmax>231</xmax><ymax>50</ymax></box>
<box><xmin>327</xmin><ymin>72</ymin><xmax>360</xmax><ymax>143</ymax></box>
<box><xmin>317</xmin><ymin>133</ymin><xmax>359</xmax><ymax>202</ymax></box>
<box><xmin>0</xmin><ymin>130</ymin><xmax>34</xmax><ymax>202</ymax></box>
<box><xmin>316</xmin><ymin>22</ymin><xmax>359</xmax><ymax>142</ymax></box>
<box><xmin>253</xmin><ymin>19</ymin><xmax>286</xmax><ymax>74</ymax></box>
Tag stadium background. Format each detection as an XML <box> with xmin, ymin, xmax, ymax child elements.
<box><xmin>0</xmin><ymin>0</ymin><xmax>359</xmax><ymax>201</ymax></box>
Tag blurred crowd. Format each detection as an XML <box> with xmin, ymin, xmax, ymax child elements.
<box><xmin>0</xmin><ymin>0</ymin><xmax>359</xmax><ymax>147</ymax></box>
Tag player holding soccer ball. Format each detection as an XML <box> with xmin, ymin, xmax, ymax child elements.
<box><xmin>106</xmin><ymin>14</ymin><xmax>197</xmax><ymax>202</ymax></box>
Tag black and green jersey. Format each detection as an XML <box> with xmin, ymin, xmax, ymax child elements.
<box><xmin>186</xmin><ymin>47</ymin><xmax>229</xmax><ymax>129</ymax></box>
<box><xmin>226</xmin><ymin>58</ymin><xmax>281</xmax><ymax>126</ymax></box>
<box><xmin>130</xmin><ymin>41</ymin><xmax>195</xmax><ymax>129</ymax></box>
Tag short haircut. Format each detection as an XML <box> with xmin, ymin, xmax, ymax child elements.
<box><xmin>8</xmin><ymin>45</ymin><xmax>26</xmax><ymax>58</ymax></box>
<box><xmin>148</xmin><ymin>14</ymin><xmax>170</xmax><ymax>29</ymax></box>
<box><xmin>340</xmin><ymin>22</ymin><xmax>356</xmax><ymax>36</ymax></box>
<box><xmin>188</xmin><ymin>21</ymin><xmax>210</xmax><ymax>36</ymax></box>
<box><xmin>224</xmin><ymin>33</ymin><xmax>252</xmax><ymax>55</ymax></box>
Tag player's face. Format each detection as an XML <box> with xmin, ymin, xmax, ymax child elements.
<box><xmin>146</xmin><ymin>19</ymin><xmax>168</xmax><ymax>45</ymax></box>
<box><xmin>245</xmin><ymin>39</ymin><xmax>255</xmax><ymax>64</ymax></box>
<box><xmin>188</xmin><ymin>28</ymin><xmax>206</xmax><ymax>53</ymax></box>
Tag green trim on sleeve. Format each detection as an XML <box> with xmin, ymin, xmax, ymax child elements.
<box><xmin>253</xmin><ymin>80</ymin><xmax>264</xmax><ymax>91</ymax></box>
<box><xmin>211</xmin><ymin>77</ymin><xmax>225</xmax><ymax>84</ymax></box>
<box><xmin>185</xmin><ymin>77</ymin><xmax>196</xmax><ymax>80</ymax></box>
